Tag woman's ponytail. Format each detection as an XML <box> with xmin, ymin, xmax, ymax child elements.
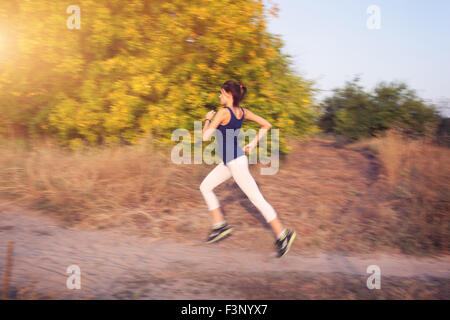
<box><xmin>239</xmin><ymin>84</ymin><xmax>247</xmax><ymax>106</ymax></box>
<box><xmin>222</xmin><ymin>80</ymin><xmax>247</xmax><ymax>107</ymax></box>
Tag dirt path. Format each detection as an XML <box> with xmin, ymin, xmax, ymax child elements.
<box><xmin>0</xmin><ymin>203</ymin><xmax>449</xmax><ymax>299</ymax></box>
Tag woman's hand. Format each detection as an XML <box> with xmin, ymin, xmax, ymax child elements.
<box><xmin>205</xmin><ymin>110</ymin><xmax>216</xmax><ymax>121</ymax></box>
<box><xmin>243</xmin><ymin>141</ymin><xmax>257</xmax><ymax>153</ymax></box>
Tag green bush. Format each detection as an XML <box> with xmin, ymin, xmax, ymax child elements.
<box><xmin>319</xmin><ymin>76</ymin><xmax>440</xmax><ymax>141</ymax></box>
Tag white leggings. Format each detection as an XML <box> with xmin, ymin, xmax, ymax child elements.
<box><xmin>199</xmin><ymin>155</ymin><xmax>277</xmax><ymax>223</ymax></box>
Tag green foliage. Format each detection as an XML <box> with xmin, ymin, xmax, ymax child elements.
<box><xmin>436</xmin><ymin>117</ymin><xmax>450</xmax><ymax>147</ymax></box>
<box><xmin>319</xmin><ymin>76</ymin><xmax>440</xmax><ymax>140</ymax></box>
<box><xmin>0</xmin><ymin>0</ymin><xmax>318</xmax><ymax>153</ymax></box>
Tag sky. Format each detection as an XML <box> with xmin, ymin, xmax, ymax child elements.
<box><xmin>264</xmin><ymin>0</ymin><xmax>450</xmax><ymax>116</ymax></box>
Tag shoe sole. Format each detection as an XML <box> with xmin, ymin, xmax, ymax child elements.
<box><xmin>278</xmin><ymin>231</ymin><xmax>296</xmax><ymax>258</ymax></box>
<box><xmin>206</xmin><ymin>227</ymin><xmax>234</xmax><ymax>244</ymax></box>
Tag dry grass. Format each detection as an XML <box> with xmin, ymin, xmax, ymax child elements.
<box><xmin>4</xmin><ymin>272</ymin><xmax>448</xmax><ymax>300</ymax></box>
<box><xmin>1</xmin><ymin>241</ymin><xmax>14</xmax><ymax>299</ymax></box>
<box><xmin>0</xmin><ymin>137</ymin><xmax>208</xmax><ymax>229</ymax></box>
<box><xmin>199</xmin><ymin>270</ymin><xmax>450</xmax><ymax>300</ymax></box>
<box><xmin>0</xmin><ymin>130</ymin><xmax>448</xmax><ymax>255</ymax></box>
<box><xmin>347</xmin><ymin>129</ymin><xmax>450</xmax><ymax>254</ymax></box>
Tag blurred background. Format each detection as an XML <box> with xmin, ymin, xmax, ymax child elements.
<box><xmin>0</xmin><ymin>0</ymin><xmax>448</xmax><ymax>299</ymax></box>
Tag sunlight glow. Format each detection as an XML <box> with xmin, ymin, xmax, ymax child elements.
<box><xmin>0</xmin><ymin>32</ymin><xmax>10</xmax><ymax>60</ymax></box>
<box><xmin>0</xmin><ymin>33</ymin><xmax>5</xmax><ymax>58</ymax></box>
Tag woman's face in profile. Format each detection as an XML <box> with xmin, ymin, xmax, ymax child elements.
<box><xmin>219</xmin><ymin>88</ymin><xmax>231</xmax><ymax>106</ymax></box>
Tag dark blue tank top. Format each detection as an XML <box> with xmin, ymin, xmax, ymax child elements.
<box><xmin>215</xmin><ymin>106</ymin><xmax>245</xmax><ymax>165</ymax></box>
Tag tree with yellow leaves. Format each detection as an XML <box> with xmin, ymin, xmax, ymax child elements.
<box><xmin>0</xmin><ymin>0</ymin><xmax>319</xmax><ymax>153</ymax></box>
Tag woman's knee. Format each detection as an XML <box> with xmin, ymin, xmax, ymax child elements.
<box><xmin>200</xmin><ymin>178</ymin><xmax>218</xmax><ymax>194</ymax></box>
<box><xmin>199</xmin><ymin>180</ymin><xmax>210</xmax><ymax>193</ymax></box>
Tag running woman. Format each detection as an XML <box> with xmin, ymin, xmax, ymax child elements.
<box><xmin>200</xmin><ymin>80</ymin><xmax>296</xmax><ymax>258</ymax></box>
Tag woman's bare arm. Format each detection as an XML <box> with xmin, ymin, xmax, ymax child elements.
<box><xmin>242</xmin><ymin>108</ymin><xmax>272</xmax><ymax>151</ymax></box>
<box><xmin>202</xmin><ymin>108</ymin><xmax>227</xmax><ymax>141</ymax></box>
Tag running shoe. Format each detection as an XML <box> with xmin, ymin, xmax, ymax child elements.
<box><xmin>274</xmin><ymin>229</ymin><xmax>296</xmax><ymax>258</ymax></box>
<box><xmin>206</xmin><ymin>223</ymin><xmax>234</xmax><ymax>244</ymax></box>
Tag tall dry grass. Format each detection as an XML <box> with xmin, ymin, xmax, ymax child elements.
<box><xmin>0</xmin><ymin>137</ymin><xmax>207</xmax><ymax>228</ymax></box>
<box><xmin>348</xmin><ymin>129</ymin><xmax>450</xmax><ymax>253</ymax></box>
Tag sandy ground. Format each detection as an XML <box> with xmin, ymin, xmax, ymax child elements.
<box><xmin>0</xmin><ymin>202</ymin><xmax>449</xmax><ymax>299</ymax></box>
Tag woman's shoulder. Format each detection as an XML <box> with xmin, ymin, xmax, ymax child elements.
<box><xmin>215</xmin><ymin>107</ymin><xmax>230</xmax><ymax>126</ymax></box>
<box><xmin>241</xmin><ymin>106</ymin><xmax>250</xmax><ymax>118</ymax></box>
